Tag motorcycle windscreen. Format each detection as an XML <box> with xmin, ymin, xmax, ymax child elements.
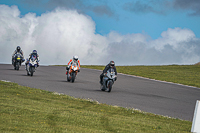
<box><xmin>106</xmin><ymin>68</ymin><xmax>115</xmax><ymax>79</ymax></box>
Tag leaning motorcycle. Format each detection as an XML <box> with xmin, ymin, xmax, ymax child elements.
<box><xmin>12</xmin><ymin>53</ymin><xmax>23</xmax><ymax>70</ymax></box>
<box><xmin>101</xmin><ymin>68</ymin><xmax>117</xmax><ymax>92</ymax></box>
<box><xmin>66</xmin><ymin>63</ymin><xmax>79</xmax><ymax>83</ymax></box>
<box><xmin>26</xmin><ymin>55</ymin><xmax>38</xmax><ymax>76</ymax></box>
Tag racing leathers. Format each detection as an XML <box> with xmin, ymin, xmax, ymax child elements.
<box><xmin>66</xmin><ymin>59</ymin><xmax>80</xmax><ymax>74</ymax></box>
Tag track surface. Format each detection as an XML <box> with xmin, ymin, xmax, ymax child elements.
<box><xmin>1</xmin><ymin>64</ymin><xmax>200</xmax><ymax>121</ymax></box>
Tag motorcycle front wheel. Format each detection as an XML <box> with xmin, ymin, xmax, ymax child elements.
<box><xmin>108</xmin><ymin>81</ymin><xmax>113</xmax><ymax>92</ymax></box>
<box><xmin>16</xmin><ymin>62</ymin><xmax>19</xmax><ymax>70</ymax></box>
<box><xmin>30</xmin><ymin>67</ymin><xmax>34</xmax><ymax>76</ymax></box>
<box><xmin>71</xmin><ymin>72</ymin><xmax>76</xmax><ymax>83</ymax></box>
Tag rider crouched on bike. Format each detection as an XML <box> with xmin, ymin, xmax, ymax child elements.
<box><xmin>66</xmin><ymin>55</ymin><xmax>80</xmax><ymax>74</ymax></box>
<box><xmin>25</xmin><ymin>50</ymin><xmax>40</xmax><ymax>69</ymax></box>
<box><xmin>100</xmin><ymin>61</ymin><xmax>117</xmax><ymax>85</ymax></box>
<box><xmin>12</xmin><ymin>46</ymin><xmax>25</xmax><ymax>64</ymax></box>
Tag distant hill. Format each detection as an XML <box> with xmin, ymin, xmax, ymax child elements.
<box><xmin>194</xmin><ymin>62</ymin><xmax>200</xmax><ymax>65</ymax></box>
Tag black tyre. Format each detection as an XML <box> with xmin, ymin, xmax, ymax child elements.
<box><xmin>31</xmin><ymin>71</ymin><xmax>33</xmax><ymax>76</ymax></box>
<box><xmin>108</xmin><ymin>81</ymin><xmax>113</xmax><ymax>92</ymax></box>
<box><xmin>30</xmin><ymin>67</ymin><xmax>34</xmax><ymax>76</ymax></box>
<box><xmin>71</xmin><ymin>72</ymin><xmax>76</xmax><ymax>83</ymax></box>
<box><xmin>16</xmin><ymin>62</ymin><xmax>19</xmax><ymax>70</ymax></box>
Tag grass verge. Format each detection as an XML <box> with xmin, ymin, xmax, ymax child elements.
<box><xmin>81</xmin><ymin>65</ymin><xmax>200</xmax><ymax>88</ymax></box>
<box><xmin>0</xmin><ymin>81</ymin><xmax>191</xmax><ymax>132</ymax></box>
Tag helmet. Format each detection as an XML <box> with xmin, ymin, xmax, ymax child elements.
<box><xmin>109</xmin><ymin>61</ymin><xmax>115</xmax><ymax>67</ymax></box>
<box><xmin>32</xmin><ymin>50</ymin><xmax>37</xmax><ymax>54</ymax></box>
<box><xmin>73</xmin><ymin>55</ymin><xmax>78</xmax><ymax>62</ymax></box>
<box><xmin>16</xmin><ymin>46</ymin><xmax>21</xmax><ymax>52</ymax></box>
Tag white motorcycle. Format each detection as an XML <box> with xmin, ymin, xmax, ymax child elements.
<box><xmin>26</xmin><ymin>55</ymin><xmax>38</xmax><ymax>76</ymax></box>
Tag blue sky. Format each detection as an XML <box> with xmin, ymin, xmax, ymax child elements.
<box><xmin>1</xmin><ymin>0</ymin><xmax>200</xmax><ymax>39</ymax></box>
<box><xmin>0</xmin><ymin>0</ymin><xmax>200</xmax><ymax>65</ymax></box>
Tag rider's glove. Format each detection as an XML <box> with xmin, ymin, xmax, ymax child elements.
<box><xmin>66</xmin><ymin>66</ymin><xmax>69</xmax><ymax>70</ymax></box>
<box><xmin>78</xmin><ymin>69</ymin><xmax>80</xmax><ymax>72</ymax></box>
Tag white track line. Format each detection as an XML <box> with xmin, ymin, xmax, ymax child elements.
<box><xmin>81</xmin><ymin>67</ymin><xmax>200</xmax><ymax>90</ymax></box>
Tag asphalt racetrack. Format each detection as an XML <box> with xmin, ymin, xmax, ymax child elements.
<box><xmin>1</xmin><ymin>64</ymin><xmax>200</xmax><ymax>121</ymax></box>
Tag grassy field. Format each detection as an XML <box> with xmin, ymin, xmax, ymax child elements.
<box><xmin>0</xmin><ymin>81</ymin><xmax>192</xmax><ymax>133</ymax></box>
<box><xmin>81</xmin><ymin>65</ymin><xmax>200</xmax><ymax>88</ymax></box>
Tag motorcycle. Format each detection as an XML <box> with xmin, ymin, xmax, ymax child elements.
<box><xmin>12</xmin><ymin>53</ymin><xmax>24</xmax><ymax>70</ymax></box>
<box><xmin>101</xmin><ymin>68</ymin><xmax>117</xmax><ymax>92</ymax></box>
<box><xmin>66</xmin><ymin>63</ymin><xmax>79</xmax><ymax>83</ymax></box>
<box><xmin>26</xmin><ymin>55</ymin><xmax>38</xmax><ymax>76</ymax></box>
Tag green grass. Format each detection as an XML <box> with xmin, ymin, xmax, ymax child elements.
<box><xmin>81</xmin><ymin>65</ymin><xmax>200</xmax><ymax>88</ymax></box>
<box><xmin>0</xmin><ymin>81</ymin><xmax>191</xmax><ymax>132</ymax></box>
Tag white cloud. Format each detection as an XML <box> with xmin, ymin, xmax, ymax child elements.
<box><xmin>107</xmin><ymin>28</ymin><xmax>200</xmax><ymax>65</ymax></box>
<box><xmin>151</xmin><ymin>27</ymin><xmax>196</xmax><ymax>50</ymax></box>
<box><xmin>0</xmin><ymin>5</ymin><xmax>200</xmax><ymax>66</ymax></box>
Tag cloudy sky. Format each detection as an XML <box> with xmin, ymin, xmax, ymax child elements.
<box><xmin>0</xmin><ymin>0</ymin><xmax>200</xmax><ymax>65</ymax></box>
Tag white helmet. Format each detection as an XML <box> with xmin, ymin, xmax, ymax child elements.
<box><xmin>73</xmin><ymin>55</ymin><xmax>78</xmax><ymax>62</ymax></box>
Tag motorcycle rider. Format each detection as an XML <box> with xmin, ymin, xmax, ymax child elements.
<box><xmin>66</xmin><ymin>55</ymin><xmax>80</xmax><ymax>74</ymax></box>
<box><xmin>25</xmin><ymin>50</ymin><xmax>40</xmax><ymax>70</ymax></box>
<box><xmin>100</xmin><ymin>61</ymin><xmax>117</xmax><ymax>85</ymax></box>
<box><xmin>12</xmin><ymin>46</ymin><xmax>25</xmax><ymax>65</ymax></box>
